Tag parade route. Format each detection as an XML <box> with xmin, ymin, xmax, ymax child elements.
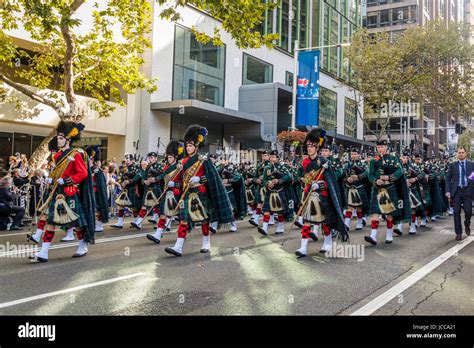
<box><xmin>0</xmin><ymin>215</ymin><xmax>472</xmax><ymax>315</ymax></box>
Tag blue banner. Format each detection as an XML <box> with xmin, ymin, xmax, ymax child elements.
<box><xmin>296</xmin><ymin>50</ymin><xmax>320</xmax><ymax>127</ymax></box>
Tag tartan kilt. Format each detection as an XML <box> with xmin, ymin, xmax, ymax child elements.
<box><xmin>143</xmin><ymin>184</ymin><xmax>163</xmax><ymax>208</ymax></box>
<box><xmin>252</xmin><ymin>184</ymin><xmax>264</xmax><ymax>204</ymax></box>
<box><xmin>47</xmin><ymin>186</ymin><xmax>88</xmax><ymax>228</ymax></box>
<box><xmin>158</xmin><ymin>189</ymin><xmax>180</xmax><ymax>216</ymax></box>
<box><xmin>179</xmin><ymin>187</ymin><xmax>210</xmax><ymax>224</ymax></box>
<box><xmin>345</xmin><ymin>183</ymin><xmax>370</xmax><ymax>213</ymax></box>
<box><xmin>301</xmin><ymin>190</ymin><xmax>338</xmax><ymax>225</ymax></box>
<box><xmin>225</xmin><ymin>186</ymin><xmax>238</xmax><ymax>213</ymax></box>
<box><xmin>262</xmin><ymin>188</ymin><xmax>290</xmax><ymax>216</ymax></box>
<box><xmin>369</xmin><ymin>184</ymin><xmax>399</xmax><ymax>215</ymax></box>
<box><xmin>128</xmin><ymin>185</ymin><xmax>143</xmax><ymax>211</ymax></box>
<box><xmin>419</xmin><ymin>184</ymin><xmax>432</xmax><ymax>207</ymax></box>
<box><xmin>410</xmin><ymin>186</ymin><xmax>425</xmax><ymax>214</ymax></box>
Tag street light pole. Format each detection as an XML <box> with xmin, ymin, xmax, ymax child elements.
<box><xmin>291</xmin><ymin>40</ymin><xmax>299</xmax><ymax>130</ymax></box>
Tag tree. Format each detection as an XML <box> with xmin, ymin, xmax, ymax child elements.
<box><xmin>345</xmin><ymin>21</ymin><xmax>473</xmax><ymax>141</ymax></box>
<box><xmin>1</xmin><ymin>0</ymin><xmax>278</xmax><ymax>168</ymax></box>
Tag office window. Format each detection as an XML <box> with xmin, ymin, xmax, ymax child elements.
<box><xmin>243</xmin><ymin>53</ymin><xmax>273</xmax><ymax>85</ymax></box>
<box><xmin>379</xmin><ymin>9</ymin><xmax>390</xmax><ymax>26</ymax></box>
<box><xmin>285</xmin><ymin>71</ymin><xmax>293</xmax><ymax>87</ymax></box>
<box><xmin>319</xmin><ymin>87</ymin><xmax>337</xmax><ymax>131</ymax></box>
<box><xmin>366</xmin><ymin>15</ymin><xmax>378</xmax><ymax>28</ymax></box>
<box><xmin>173</xmin><ymin>25</ymin><xmax>225</xmax><ymax>106</ymax></box>
<box><xmin>344</xmin><ymin>98</ymin><xmax>358</xmax><ymax>138</ymax></box>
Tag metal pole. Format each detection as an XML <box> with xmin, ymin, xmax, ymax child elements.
<box><xmin>291</xmin><ymin>40</ymin><xmax>299</xmax><ymax>130</ymax></box>
<box><xmin>400</xmin><ymin>111</ymin><xmax>403</xmax><ymax>155</ymax></box>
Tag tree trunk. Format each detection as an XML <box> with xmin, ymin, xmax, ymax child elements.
<box><xmin>28</xmin><ymin>129</ymin><xmax>57</xmax><ymax>170</ymax></box>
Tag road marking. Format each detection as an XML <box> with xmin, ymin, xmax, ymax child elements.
<box><xmin>351</xmin><ymin>236</ymin><xmax>473</xmax><ymax>315</ymax></box>
<box><xmin>0</xmin><ymin>273</ymin><xmax>146</xmax><ymax>309</ymax></box>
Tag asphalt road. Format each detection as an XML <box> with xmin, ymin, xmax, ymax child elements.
<box><xmin>0</xmin><ymin>213</ymin><xmax>472</xmax><ymax>315</ymax></box>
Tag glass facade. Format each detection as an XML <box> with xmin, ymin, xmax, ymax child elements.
<box><xmin>344</xmin><ymin>97</ymin><xmax>357</xmax><ymax>137</ymax></box>
<box><xmin>173</xmin><ymin>25</ymin><xmax>225</xmax><ymax>106</ymax></box>
<box><xmin>317</xmin><ymin>0</ymin><xmax>361</xmax><ymax>80</ymax></box>
<box><xmin>363</xmin><ymin>4</ymin><xmax>418</xmax><ymax>28</ymax></box>
<box><xmin>243</xmin><ymin>53</ymin><xmax>273</xmax><ymax>85</ymax></box>
<box><xmin>319</xmin><ymin>87</ymin><xmax>337</xmax><ymax>131</ymax></box>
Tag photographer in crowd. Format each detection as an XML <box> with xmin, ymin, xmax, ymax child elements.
<box><xmin>0</xmin><ymin>176</ymin><xmax>25</xmax><ymax>231</ymax></box>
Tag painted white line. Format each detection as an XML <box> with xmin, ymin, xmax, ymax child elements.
<box><xmin>0</xmin><ymin>232</ymin><xmax>30</xmax><ymax>237</ymax></box>
<box><xmin>351</xmin><ymin>236</ymin><xmax>474</xmax><ymax>315</ymax></box>
<box><xmin>0</xmin><ymin>272</ymin><xmax>146</xmax><ymax>309</ymax></box>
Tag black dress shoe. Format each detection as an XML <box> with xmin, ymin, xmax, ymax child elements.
<box><xmin>385</xmin><ymin>240</ymin><xmax>393</xmax><ymax>244</ymax></box>
<box><xmin>393</xmin><ymin>228</ymin><xmax>402</xmax><ymax>236</ymax></box>
<box><xmin>249</xmin><ymin>219</ymin><xmax>258</xmax><ymax>227</ymax></box>
<box><xmin>294</xmin><ymin>220</ymin><xmax>303</xmax><ymax>228</ymax></box>
<box><xmin>130</xmin><ymin>222</ymin><xmax>141</xmax><ymax>230</ymax></box>
<box><xmin>364</xmin><ymin>236</ymin><xmax>377</xmax><ymax>245</ymax></box>
<box><xmin>210</xmin><ymin>226</ymin><xmax>217</xmax><ymax>234</ymax></box>
<box><xmin>146</xmin><ymin>234</ymin><xmax>161</xmax><ymax>244</ymax></box>
<box><xmin>362</xmin><ymin>219</ymin><xmax>366</xmax><ymax>226</ymax></box>
<box><xmin>295</xmin><ymin>251</ymin><xmax>306</xmax><ymax>258</ymax></box>
<box><xmin>200</xmin><ymin>248</ymin><xmax>209</xmax><ymax>253</ymax></box>
<box><xmin>26</xmin><ymin>234</ymin><xmax>39</xmax><ymax>244</ymax></box>
<box><xmin>308</xmin><ymin>232</ymin><xmax>318</xmax><ymax>241</ymax></box>
<box><xmin>148</xmin><ymin>219</ymin><xmax>157</xmax><ymax>224</ymax></box>
<box><xmin>110</xmin><ymin>224</ymin><xmax>123</xmax><ymax>229</ymax></box>
<box><xmin>319</xmin><ymin>249</ymin><xmax>327</xmax><ymax>254</ymax></box>
<box><xmin>465</xmin><ymin>225</ymin><xmax>471</xmax><ymax>236</ymax></box>
<box><xmin>72</xmin><ymin>252</ymin><xmax>87</xmax><ymax>258</ymax></box>
<box><xmin>165</xmin><ymin>247</ymin><xmax>182</xmax><ymax>257</ymax></box>
<box><xmin>29</xmin><ymin>255</ymin><xmax>47</xmax><ymax>262</ymax></box>
<box><xmin>257</xmin><ymin>227</ymin><xmax>268</xmax><ymax>236</ymax></box>
<box><xmin>9</xmin><ymin>225</ymin><xmax>22</xmax><ymax>231</ymax></box>
<box><xmin>455</xmin><ymin>234</ymin><xmax>462</xmax><ymax>241</ymax></box>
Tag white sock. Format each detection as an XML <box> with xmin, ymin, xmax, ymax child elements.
<box><xmin>386</xmin><ymin>228</ymin><xmax>393</xmax><ymax>241</ymax></box>
<box><xmin>370</xmin><ymin>229</ymin><xmax>377</xmax><ymax>241</ymax></box>
<box><xmin>115</xmin><ymin>217</ymin><xmax>124</xmax><ymax>226</ymax></box>
<box><xmin>33</xmin><ymin>228</ymin><xmax>44</xmax><ymax>241</ymax></box>
<box><xmin>37</xmin><ymin>242</ymin><xmax>51</xmax><ymax>259</ymax></box>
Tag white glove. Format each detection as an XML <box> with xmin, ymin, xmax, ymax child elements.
<box><xmin>168</xmin><ymin>181</ymin><xmax>175</xmax><ymax>187</ymax></box>
<box><xmin>322</xmin><ymin>162</ymin><xmax>329</xmax><ymax>169</ymax></box>
<box><xmin>47</xmin><ymin>178</ymin><xmax>53</xmax><ymax>184</ymax></box>
<box><xmin>57</xmin><ymin>178</ymin><xmax>64</xmax><ymax>185</ymax></box>
<box><xmin>190</xmin><ymin>176</ymin><xmax>200</xmax><ymax>184</ymax></box>
<box><xmin>311</xmin><ymin>182</ymin><xmax>319</xmax><ymax>191</ymax></box>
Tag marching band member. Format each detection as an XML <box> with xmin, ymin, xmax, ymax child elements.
<box><xmin>165</xmin><ymin>125</ymin><xmax>233</xmax><ymax>257</ymax></box>
<box><xmin>29</xmin><ymin>121</ymin><xmax>95</xmax><ymax>262</ymax></box>
<box><xmin>295</xmin><ymin>128</ymin><xmax>348</xmax><ymax>258</ymax></box>
<box><xmin>364</xmin><ymin>140</ymin><xmax>411</xmax><ymax>246</ymax></box>
<box><xmin>146</xmin><ymin>140</ymin><xmax>184</xmax><ymax>244</ymax></box>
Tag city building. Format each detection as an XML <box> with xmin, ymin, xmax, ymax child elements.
<box><xmin>1</xmin><ymin>0</ymin><xmax>365</xmax><ymax>166</ymax></box>
<box><xmin>362</xmin><ymin>0</ymin><xmax>466</xmax><ymax>156</ymax></box>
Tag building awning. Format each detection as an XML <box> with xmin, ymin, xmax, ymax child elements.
<box><xmin>150</xmin><ymin>99</ymin><xmax>272</xmax><ymax>142</ymax></box>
